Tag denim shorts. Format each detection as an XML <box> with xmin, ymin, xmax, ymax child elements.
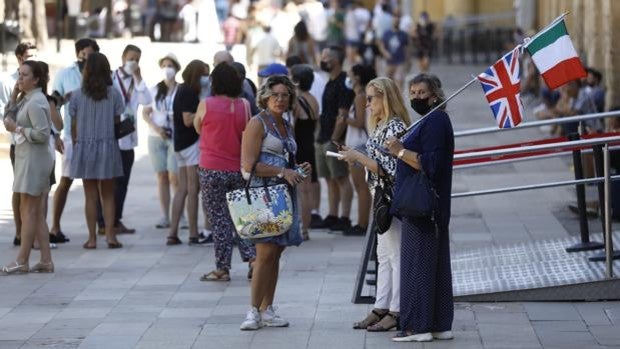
<box><xmin>148</xmin><ymin>136</ymin><xmax>177</xmax><ymax>173</ymax></box>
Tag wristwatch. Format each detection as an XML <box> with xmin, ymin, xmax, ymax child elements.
<box><xmin>397</xmin><ymin>149</ymin><xmax>406</xmax><ymax>159</ymax></box>
<box><xmin>277</xmin><ymin>168</ymin><xmax>285</xmax><ymax>178</ymax></box>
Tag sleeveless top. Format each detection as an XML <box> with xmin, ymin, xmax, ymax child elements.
<box><xmin>199</xmin><ymin>96</ymin><xmax>248</xmax><ymax>171</ymax></box>
<box><xmin>250</xmin><ymin>112</ymin><xmax>302</xmax><ymax>247</ymax></box>
<box><xmin>345</xmin><ymin>102</ymin><xmax>369</xmax><ymax>147</ymax></box>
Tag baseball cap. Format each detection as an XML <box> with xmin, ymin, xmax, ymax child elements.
<box><xmin>258</xmin><ymin>63</ymin><xmax>288</xmax><ymax>77</ymax></box>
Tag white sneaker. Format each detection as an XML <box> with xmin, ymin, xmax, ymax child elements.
<box><xmin>260</xmin><ymin>305</ymin><xmax>289</xmax><ymax>327</ymax></box>
<box><xmin>240</xmin><ymin>307</ymin><xmax>261</xmax><ymax>331</ymax></box>
<box><xmin>156</xmin><ymin>217</ymin><xmax>170</xmax><ymax>229</ymax></box>
<box><xmin>432</xmin><ymin>331</ymin><xmax>454</xmax><ymax>340</ymax></box>
<box><xmin>392</xmin><ymin>332</ymin><xmax>433</xmax><ymax>342</ymax></box>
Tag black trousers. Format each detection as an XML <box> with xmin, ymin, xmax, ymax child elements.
<box><xmin>97</xmin><ymin>149</ymin><xmax>134</xmax><ymax>227</ymax></box>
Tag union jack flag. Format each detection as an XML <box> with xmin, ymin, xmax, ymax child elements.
<box><xmin>477</xmin><ymin>47</ymin><xmax>524</xmax><ymax>128</ymax></box>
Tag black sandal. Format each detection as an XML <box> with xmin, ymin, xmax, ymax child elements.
<box><xmin>166</xmin><ymin>236</ymin><xmax>182</xmax><ymax>245</ymax></box>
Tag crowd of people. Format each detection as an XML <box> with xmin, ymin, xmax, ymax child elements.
<box><xmin>0</xmin><ymin>38</ymin><xmax>456</xmax><ymax>342</ymax></box>
<box><xmin>0</xmin><ymin>0</ymin><xmax>458</xmax><ymax>343</ymax></box>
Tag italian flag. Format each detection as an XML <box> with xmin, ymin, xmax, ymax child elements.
<box><xmin>524</xmin><ymin>18</ymin><xmax>586</xmax><ymax>90</ymax></box>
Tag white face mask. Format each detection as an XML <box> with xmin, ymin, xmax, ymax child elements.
<box><xmin>123</xmin><ymin>60</ymin><xmax>138</xmax><ymax>74</ymax></box>
<box><xmin>162</xmin><ymin>67</ymin><xmax>176</xmax><ymax>81</ymax></box>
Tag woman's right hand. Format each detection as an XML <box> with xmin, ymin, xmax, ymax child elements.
<box><xmin>282</xmin><ymin>168</ymin><xmax>305</xmax><ymax>186</ymax></box>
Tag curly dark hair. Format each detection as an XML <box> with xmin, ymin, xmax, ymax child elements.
<box><xmin>82</xmin><ymin>52</ymin><xmax>112</xmax><ymax>101</ymax></box>
<box><xmin>351</xmin><ymin>64</ymin><xmax>377</xmax><ymax>87</ymax></box>
<box><xmin>257</xmin><ymin>75</ymin><xmax>297</xmax><ymax>111</ymax></box>
<box><xmin>182</xmin><ymin>60</ymin><xmax>209</xmax><ymax>95</ymax></box>
<box><xmin>211</xmin><ymin>62</ymin><xmax>242</xmax><ymax>97</ymax></box>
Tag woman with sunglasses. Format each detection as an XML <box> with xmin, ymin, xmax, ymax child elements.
<box><xmin>338</xmin><ymin>77</ymin><xmax>410</xmax><ymax>331</ymax></box>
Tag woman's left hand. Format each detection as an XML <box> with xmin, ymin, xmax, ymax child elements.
<box><xmin>385</xmin><ymin>136</ymin><xmax>404</xmax><ymax>156</ymax></box>
<box><xmin>338</xmin><ymin>148</ymin><xmax>359</xmax><ymax>164</ymax></box>
<box><xmin>3</xmin><ymin>118</ymin><xmax>17</xmax><ymax>133</ymax></box>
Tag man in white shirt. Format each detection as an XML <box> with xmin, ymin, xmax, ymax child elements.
<box><xmin>1</xmin><ymin>42</ymin><xmax>37</xmax><ymax>246</ymax></box>
<box><xmin>98</xmin><ymin>44</ymin><xmax>152</xmax><ymax>235</ymax></box>
<box><xmin>250</xmin><ymin>26</ymin><xmax>282</xmax><ymax>81</ymax></box>
<box><xmin>50</xmin><ymin>38</ymin><xmax>99</xmax><ymax>243</ymax></box>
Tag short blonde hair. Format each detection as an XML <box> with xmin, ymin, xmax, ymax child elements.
<box><xmin>256</xmin><ymin>75</ymin><xmax>297</xmax><ymax>111</ymax></box>
<box><xmin>366</xmin><ymin>77</ymin><xmax>411</xmax><ymax>132</ymax></box>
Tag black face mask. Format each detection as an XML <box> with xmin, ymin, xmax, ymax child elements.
<box><xmin>410</xmin><ymin>98</ymin><xmax>432</xmax><ymax>116</ymax></box>
<box><xmin>77</xmin><ymin>60</ymin><xmax>85</xmax><ymax>72</ymax></box>
<box><xmin>320</xmin><ymin>61</ymin><xmax>332</xmax><ymax>72</ymax></box>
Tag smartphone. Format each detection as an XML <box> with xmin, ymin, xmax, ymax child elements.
<box><xmin>295</xmin><ymin>167</ymin><xmax>308</xmax><ymax>178</ymax></box>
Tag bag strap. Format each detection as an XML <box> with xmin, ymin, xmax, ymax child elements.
<box><xmin>297</xmin><ymin>95</ymin><xmax>315</xmax><ymax>120</ymax></box>
<box><xmin>243</xmin><ymin>162</ymin><xmax>272</xmax><ymax>205</ymax></box>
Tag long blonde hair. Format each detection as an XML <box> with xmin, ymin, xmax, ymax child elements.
<box><xmin>366</xmin><ymin>77</ymin><xmax>411</xmax><ymax>132</ymax></box>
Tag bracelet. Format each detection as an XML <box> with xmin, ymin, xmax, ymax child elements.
<box><xmin>397</xmin><ymin>148</ymin><xmax>406</xmax><ymax>159</ymax></box>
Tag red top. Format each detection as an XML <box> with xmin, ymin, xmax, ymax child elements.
<box><xmin>199</xmin><ymin>96</ymin><xmax>249</xmax><ymax>171</ymax></box>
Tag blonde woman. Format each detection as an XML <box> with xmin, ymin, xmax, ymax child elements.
<box><xmin>338</xmin><ymin>77</ymin><xmax>410</xmax><ymax>331</ymax></box>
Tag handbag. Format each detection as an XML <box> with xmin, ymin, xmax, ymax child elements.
<box><xmin>226</xmin><ymin>165</ymin><xmax>293</xmax><ymax>239</ymax></box>
<box><xmin>390</xmin><ymin>167</ymin><xmax>438</xmax><ymax>219</ymax></box>
<box><xmin>372</xmin><ymin>175</ymin><xmax>393</xmax><ymax>235</ymax></box>
<box><xmin>115</xmin><ymin>118</ymin><xmax>135</xmax><ymax>139</ymax></box>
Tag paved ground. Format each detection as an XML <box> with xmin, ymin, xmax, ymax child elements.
<box><xmin>0</xmin><ymin>39</ymin><xmax>619</xmax><ymax>348</ymax></box>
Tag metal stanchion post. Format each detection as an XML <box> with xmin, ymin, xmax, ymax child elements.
<box><xmin>593</xmin><ymin>145</ymin><xmax>608</xmax><ymax>235</ymax></box>
<box><xmin>589</xmin><ymin>143</ymin><xmax>620</xmax><ymax>263</ymax></box>
<box><xmin>604</xmin><ymin>144</ymin><xmax>614</xmax><ymax>277</ymax></box>
<box><xmin>566</xmin><ymin>133</ymin><xmax>604</xmax><ymax>252</ymax></box>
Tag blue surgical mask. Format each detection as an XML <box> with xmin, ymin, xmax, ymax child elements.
<box><xmin>200</xmin><ymin>76</ymin><xmax>210</xmax><ymax>88</ymax></box>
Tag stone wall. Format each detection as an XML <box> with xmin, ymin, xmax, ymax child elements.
<box><xmin>537</xmin><ymin>0</ymin><xmax>620</xmax><ymax>110</ymax></box>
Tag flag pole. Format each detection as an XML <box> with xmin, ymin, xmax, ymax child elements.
<box><xmin>405</xmin><ymin>77</ymin><xmax>478</xmax><ymax>131</ymax></box>
<box><xmin>523</xmin><ymin>12</ymin><xmax>570</xmax><ymax>48</ymax></box>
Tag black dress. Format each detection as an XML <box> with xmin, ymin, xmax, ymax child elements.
<box><xmin>398</xmin><ymin>109</ymin><xmax>454</xmax><ymax>334</ymax></box>
<box><xmin>294</xmin><ymin>95</ymin><xmax>317</xmax><ymax>183</ymax></box>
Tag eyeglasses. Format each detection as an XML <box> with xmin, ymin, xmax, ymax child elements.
<box><xmin>270</xmin><ymin>93</ymin><xmax>290</xmax><ymax>100</ymax></box>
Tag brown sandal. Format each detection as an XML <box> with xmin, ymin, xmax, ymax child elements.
<box><xmin>367</xmin><ymin>312</ymin><xmax>399</xmax><ymax>332</ymax></box>
<box><xmin>200</xmin><ymin>270</ymin><xmax>230</xmax><ymax>282</ymax></box>
<box><xmin>353</xmin><ymin>309</ymin><xmax>388</xmax><ymax>329</ymax></box>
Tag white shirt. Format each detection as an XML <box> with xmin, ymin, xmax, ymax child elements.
<box><xmin>310</xmin><ymin>71</ymin><xmax>327</xmax><ymax>115</ymax></box>
<box><xmin>112</xmin><ymin>68</ymin><xmax>153</xmax><ymax>150</ymax></box>
<box><xmin>254</xmin><ymin>33</ymin><xmax>281</xmax><ymax>66</ymax></box>
<box><xmin>0</xmin><ymin>70</ymin><xmax>18</xmax><ymax>144</ymax></box>
<box><xmin>147</xmin><ymin>84</ymin><xmax>177</xmax><ymax>137</ymax></box>
<box><xmin>52</xmin><ymin>62</ymin><xmax>83</xmax><ymax>138</ymax></box>
<box><xmin>299</xmin><ymin>0</ymin><xmax>328</xmax><ymax>42</ymax></box>
<box><xmin>344</xmin><ymin>7</ymin><xmax>371</xmax><ymax>41</ymax></box>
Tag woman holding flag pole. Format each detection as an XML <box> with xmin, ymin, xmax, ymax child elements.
<box><xmin>385</xmin><ymin>74</ymin><xmax>454</xmax><ymax>342</ymax></box>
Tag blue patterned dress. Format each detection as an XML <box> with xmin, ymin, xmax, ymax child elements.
<box><xmin>250</xmin><ymin>113</ymin><xmax>302</xmax><ymax>247</ymax></box>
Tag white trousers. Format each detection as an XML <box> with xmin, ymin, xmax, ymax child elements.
<box><xmin>374</xmin><ymin>218</ymin><xmax>401</xmax><ymax>312</ymax></box>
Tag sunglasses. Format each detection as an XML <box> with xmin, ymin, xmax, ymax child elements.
<box><xmin>366</xmin><ymin>95</ymin><xmax>378</xmax><ymax>103</ymax></box>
